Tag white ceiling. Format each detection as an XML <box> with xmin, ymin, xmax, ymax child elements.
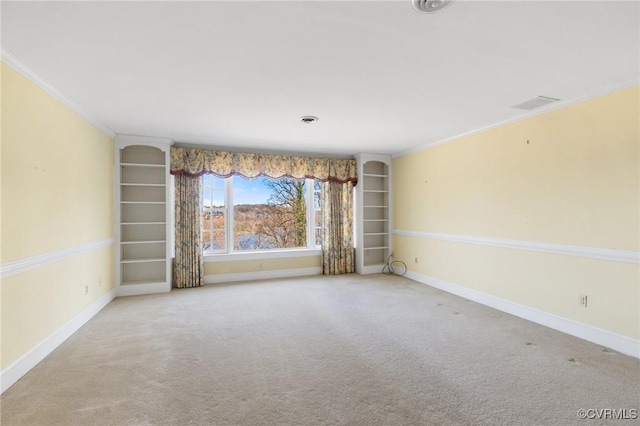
<box><xmin>2</xmin><ymin>1</ymin><xmax>639</xmax><ymax>156</ymax></box>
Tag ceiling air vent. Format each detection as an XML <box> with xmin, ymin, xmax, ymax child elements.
<box><xmin>412</xmin><ymin>0</ymin><xmax>453</xmax><ymax>13</ymax></box>
<box><xmin>511</xmin><ymin>96</ymin><xmax>561</xmax><ymax>111</ymax></box>
<box><xmin>299</xmin><ymin>116</ymin><xmax>319</xmax><ymax>124</ymax></box>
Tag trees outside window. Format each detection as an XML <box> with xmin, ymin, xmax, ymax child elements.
<box><xmin>202</xmin><ymin>175</ymin><xmax>226</xmax><ymax>252</ymax></box>
<box><xmin>257</xmin><ymin>179</ymin><xmax>307</xmax><ymax>249</ymax></box>
<box><xmin>202</xmin><ymin>175</ymin><xmax>319</xmax><ymax>253</ymax></box>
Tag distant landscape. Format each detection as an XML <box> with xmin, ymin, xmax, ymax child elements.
<box><xmin>202</xmin><ymin>203</ymin><xmax>306</xmax><ymax>251</ymax></box>
<box><xmin>202</xmin><ymin>178</ymin><xmax>312</xmax><ymax>252</ymax></box>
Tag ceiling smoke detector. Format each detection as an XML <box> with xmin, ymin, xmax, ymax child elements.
<box><xmin>299</xmin><ymin>116</ymin><xmax>319</xmax><ymax>124</ymax></box>
<box><xmin>412</xmin><ymin>0</ymin><xmax>453</xmax><ymax>13</ymax></box>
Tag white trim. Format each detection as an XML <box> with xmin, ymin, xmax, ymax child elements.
<box><xmin>0</xmin><ymin>238</ymin><xmax>115</xmax><ymax>279</ymax></box>
<box><xmin>306</xmin><ymin>178</ymin><xmax>316</xmax><ymax>249</ymax></box>
<box><xmin>118</xmin><ymin>282</ymin><xmax>171</xmax><ymax>297</ymax></box>
<box><xmin>393</xmin><ymin>229</ymin><xmax>639</xmax><ymax>264</ymax></box>
<box><xmin>202</xmin><ymin>175</ymin><xmax>321</xmax><ymax>259</ymax></box>
<box><xmin>205</xmin><ymin>248</ymin><xmax>322</xmax><ymax>263</ymax></box>
<box><xmin>1</xmin><ymin>49</ymin><xmax>116</xmax><ymax>139</ymax></box>
<box><xmin>405</xmin><ymin>270</ymin><xmax>639</xmax><ymax>358</ymax></box>
<box><xmin>204</xmin><ymin>267</ymin><xmax>322</xmax><ymax>284</ymax></box>
<box><xmin>0</xmin><ymin>288</ymin><xmax>117</xmax><ymax>394</ymax></box>
<box><xmin>393</xmin><ymin>75</ymin><xmax>640</xmax><ymax>158</ymax></box>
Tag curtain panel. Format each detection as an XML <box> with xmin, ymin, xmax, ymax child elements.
<box><xmin>321</xmin><ymin>180</ymin><xmax>355</xmax><ymax>275</ymax></box>
<box><xmin>174</xmin><ymin>173</ymin><xmax>204</xmax><ymax>288</ymax></box>
<box><xmin>170</xmin><ymin>146</ymin><xmax>357</xmax><ymax>184</ymax></box>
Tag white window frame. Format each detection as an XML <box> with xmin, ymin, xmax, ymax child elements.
<box><xmin>201</xmin><ymin>174</ymin><xmax>228</xmax><ymax>254</ymax></box>
<box><xmin>203</xmin><ymin>176</ymin><xmax>322</xmax><ymax>262</ymax></box>
<box><xmin>310</xmin><ymin>180</ymin><xmax>322</xmax><ymax>249</ymax></box>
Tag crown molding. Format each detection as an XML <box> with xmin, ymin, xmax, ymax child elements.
<box><xmin>393</xmin><ymin>75</ymin><xmax>640</xmax><ymax>158</ymax></box>
<box><xmin>1</xmin><ymin>48</ymin><xmax>116</xmax><ymax>139</ymax></box>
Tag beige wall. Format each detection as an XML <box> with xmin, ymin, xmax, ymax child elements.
<box><xmin>1</xmin><ymin>63</ymin><xmax>114</xmax><ymax>369</ymax></box>
<box><xmin>204</xmin><ymin>255</ymin><xmax>321</xmax><ymax>276</ymax></box>
<box><xmin>392</xmin><ymin>86</ymin><xmax>639</xmax><ymax>339</ymax></box>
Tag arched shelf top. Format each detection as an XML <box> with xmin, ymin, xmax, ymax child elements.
<box><xmin>354</xmin><ymin>153</ymin><xmax>392</xmax><ymax>167</ymax></box>
<box><xmin>115</xmin><ymin>135</ymin><xmax>173</xmax><ymax>151</ymax></box>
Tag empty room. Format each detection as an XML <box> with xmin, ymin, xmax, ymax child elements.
<box><xmin>1</xmin><ymin>1</ymin><xmax>638</xmax><ymax>425</ymax></box>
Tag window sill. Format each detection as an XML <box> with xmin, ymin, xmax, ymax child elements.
<box><xmin>204</xmin><ymin>248</ymin><xmax>322</xmax><ymax>263</ymax></box>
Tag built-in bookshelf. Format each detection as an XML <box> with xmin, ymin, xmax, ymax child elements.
<box><xmin>115</xmin><ymin>135</ymin><xmax>172</xmax><ymax>296</ymax></box>
<box><xmin>355</xmin><ymin>154</ymin><xmax>391</xmax><ymax>274</ymax></box>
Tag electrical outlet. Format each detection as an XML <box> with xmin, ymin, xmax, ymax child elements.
<box><xmin>414</xmin><ymin>257</ymin><xmax>418</xmax><ymax>263</ymax></box>
<box><xmin>579</xmin><ymin>295</ymin><xmax>588</xmax><ymax>307</ymax></box>
<box><xmin>85</xmin><ymin>285</ymin><xmax>89</xmax><ymax>295</ymax></box>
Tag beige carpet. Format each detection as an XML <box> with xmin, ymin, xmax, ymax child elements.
<box><xmin>1</xmin><ymin>274</ymin><xmax>638</xmax><ymax>425</ymax></box>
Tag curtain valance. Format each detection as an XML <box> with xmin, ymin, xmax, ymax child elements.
<box><xmin>170</xmin><ymin>147</ymin><xmax>357</xmax><ymax>184</ymax></box>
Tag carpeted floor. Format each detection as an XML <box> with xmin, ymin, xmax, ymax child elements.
<box><xmin>1</xmin><ymin>274</ymin><xmax>638</xmax><ymax>425</ymax></box>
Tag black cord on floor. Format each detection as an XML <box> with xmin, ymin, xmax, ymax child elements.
<box><xmin>382</xmin><ymin>254</ymin><xmax>407</xmax><ymax>276</ymax></box>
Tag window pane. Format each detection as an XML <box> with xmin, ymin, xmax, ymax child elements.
<box><xmin>202</xmin><ymin>175</ymin><xmax>226</xmax><ymax>252</ymax></box>
<box><xmin>314</xmin><ymin>181</ymin><xmax>322</xmax><ymax>210</ymax></box>
<box><xmin>314</xmin><ymin>180</ymin><xmax>322</xmax><ymax>247</ymax></box>
<box><xmin>203</xmin><ymin>230</ymin><xmax>226</xmax><ymax>251</ymax></box>
<box><xmin>315</xmin><ymin>211</ymin><xmax>322</xmax><ymax>245</ymax></box>
<box><xmin>233</xmin><ymin>176</ymin><xmax>307</xmax><ymax>250</ymax></box>
<box><xmin>211</xmin><ymin>191</ymin><xmax>224</xmax><ymax>206</ymax></box>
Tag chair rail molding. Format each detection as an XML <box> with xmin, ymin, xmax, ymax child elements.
<box><xmin>0</xmin><ymin>238</ymin><xmax>115</xmax><ymax>279</ymax></box>
<box><xmin>392</xmin><ymin>229</ymin><xmax>639</xmax><ymax>264</ymax></box>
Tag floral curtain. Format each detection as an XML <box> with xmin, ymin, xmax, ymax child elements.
<box><xmin>170</xmin><ymin>146</ymin><xmax>357</xmax><ymax>184</ymax></box>
<box><xmin>321</xmin><ymin>180</ymin><xmax>355</xmax><ymax>275</ymax></box>
<box><xmin>174</xmin><ymin>173</ymin><xmax>204</xmax><ymax>288</ymax></box>
<box><xmin>172</xmin><ymin>146</ymin><xmax>357</xmax><ymax>278</ymax></box>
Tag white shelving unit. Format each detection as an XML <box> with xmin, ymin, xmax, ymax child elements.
<box><xmin>115</xmin><ymin>135</ymin><xmax>173</xmax><ymax>296</ymax></box>
<box><xmin>355</xmin><ymin>153</ymin><xmax>392</xmax><ymax>275</ymax></box>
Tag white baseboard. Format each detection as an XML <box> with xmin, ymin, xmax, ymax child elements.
<box><xmin>1</xmin><ymin>288</ymin><xmax>117</xmax><ymax>394</ymax></box>
<box><xmin>204</xmin><ymin>267</ymin><xmax>322</xmax><ymax>285</ymax></box>
<box><xmin>405</xmin><ymin>270</ymin><xmax>640</xmax><ymax>359</ymax></box>
<box><xmin>117</xmin><ymin>282</ymin><xmax>171</xmax><ymax>297</ymax></box>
